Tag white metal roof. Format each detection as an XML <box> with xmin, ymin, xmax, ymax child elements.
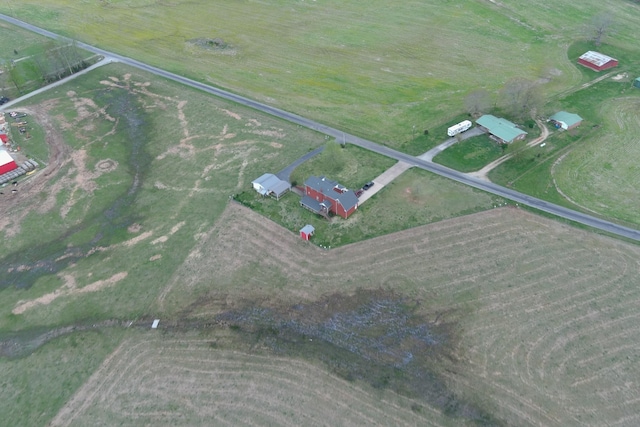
<box><xmin>579</xmin><ymin>51</ymin><xmax>616</xmax><ymax>67</ymax></box>
<box><xmin>0</xmin><ymin>150</ymin><xmax>16</xmax><ymax>166</ymax></box>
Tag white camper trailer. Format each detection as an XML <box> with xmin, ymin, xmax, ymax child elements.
<box><xmin>447</xmin><ymin>120</ymin><xmax>472</xmax><ymax>137</ymax></box>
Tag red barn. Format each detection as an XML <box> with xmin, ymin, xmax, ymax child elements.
<box><xmin>578</xmin><ymin>51</ymin><xmax>618</xmax><ymax>72</ymax></box>
<box><xmin>300</xmin><ymin>176</ymin><xmax>359</xmax><ymax>219</ymax></box>
<box><xmin>0</xmin><ymin>150</ymin><xmax>18</xmax><ymax>174</ymax></box>
<box><xmin>299</xmin><ymin>224</ymin><xmax>315</xmax><ymax>241</ymax></box>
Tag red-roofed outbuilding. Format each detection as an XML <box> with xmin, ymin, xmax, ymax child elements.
<box><xmin>0</xmin><ymin>150</ymin><xmax>18</xmax><ymax>174</ymax></box>
<box><xmin>578</xmin><ymin>51</ymin><xmax>618</xmax><ymax>72</ymax></box>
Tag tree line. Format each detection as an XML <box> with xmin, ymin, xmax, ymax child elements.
<box><xmin>0</xmin><ymin>40</ymin><xmax>90</xmax><ymax>95</ymax></box>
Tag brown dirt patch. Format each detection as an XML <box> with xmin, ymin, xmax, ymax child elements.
<box><xmin>0</xmin><ymin>101</ymin><xmax>70</xmax><ymax>236</ymax></box>
<box><xmin>127</xmin><ymin>223</ymin><xmax>142</xmax><ymax>233</ymax></box>
<box><xmin>12</xmin><ymin>271</ymin><xmax>128</xmax><ymax>314</ymax></box>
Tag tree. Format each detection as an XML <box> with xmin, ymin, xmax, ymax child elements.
<box><xmin>319</xmin><ymin>141</ymin><xmax>346</xmax><ymax>175</ymax></box>
<box><xmin>464</xmin><ymin>89</ymin><xmax>491</xmax><ymax>117</ymax></box>
<box><xmin>500</xmin><ymin>78</ymin><xmax>543</xmax><ymax>120</ymax></box>
<box><xmin>587</xmin><ymin>13</ymin><xmax>614</xmax><ymax>47</ymax></box>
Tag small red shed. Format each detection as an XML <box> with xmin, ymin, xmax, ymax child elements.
<box><xmin>578</xmin><ymin>51</ymin><xmax>618</xmax><ymax>72</ymax></box>
<box><xmin>300</xmin><ymin>224</ymin><xmax>315</xmax><ymax>241</ymax></box>
<box><xmin>0</xmin><ymin>150</ymin><xmax>18</xmax><ymax>175</ymax></box>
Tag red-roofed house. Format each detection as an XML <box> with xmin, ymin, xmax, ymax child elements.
<box><xmin>0</xmin><ymin>150</ymin><xmax>18</xmax><ymax>174</ymax></box>
<box><xmin>578</xmin><ymin>51</ymin><xmax>618</xmax><ymax>72</ymax></box>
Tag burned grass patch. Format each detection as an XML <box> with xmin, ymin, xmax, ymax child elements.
<box><xmin>207</xmin><ymin>289</ymin><xmax>501</xmax><ymax>426</ymax></box>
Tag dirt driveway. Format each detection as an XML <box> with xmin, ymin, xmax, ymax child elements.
<box><xmin>466</xmin><ymin>119</ymin><xmax>550</xmax><ymax>182</ymax></box>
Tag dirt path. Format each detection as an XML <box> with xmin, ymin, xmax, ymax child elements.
<box><xmin>466</xmin><ymin>119</ymin><xmax>550</xmax><ymax>182</ymax></box>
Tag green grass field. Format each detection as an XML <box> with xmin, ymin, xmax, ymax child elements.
<box><xmin>0</xmin><ymin>61</ymin><xmax>503</xmax><ymax>425</ymax></box>
<box><xmin>553</xmin><ymin>96</ymin><xmax>640</xmax><ymax>225</ymax></box>
<box><xmin>5</xmin><ymin>0</ymin><xmax>634</xmax><ymax>146</ymax></box>
<box><xmin>489</xmin><ymin>48</ymin><xmax>640</xmax><ymax>225</ymax></box>
<box><xmin>433</xmin><ymin>134</ymin><xmax>505</xmax><ymax>172</ymax></box>
<box><xmin>2</xmin><ymin>1</ymin><xmax>640</xmax><ymax>425</ymax></box>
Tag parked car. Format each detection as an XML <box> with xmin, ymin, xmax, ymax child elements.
<box><xmin>0</xmin><ymin>97</ymin><xmax>9</xmax><ymax>105</ymax></box>
<box><xmin>14</xmin><ymin>113</ymin><xmax>27</xmax><ymax>119</ymax></box>
<box><xmin>362</xmin><ymin>182</ymin><xmax>374</xmax><ymax>191</ymax></box>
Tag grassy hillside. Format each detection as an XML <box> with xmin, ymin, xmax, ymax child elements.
<box><xmin>554</xmin><ymin>95</ymin><xmax>640</xmax><ymax>224</ymax></box>
<box><xmin>4</xmin><ymin>0</ymin><xmax>639</xmax><ymax>146</ymax></box>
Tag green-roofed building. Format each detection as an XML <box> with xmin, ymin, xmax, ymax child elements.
<box><xmin>549</xmin><ymin>111</ymin><xmax>583</xmax><ymax>130</ymax></box>
<box><xmin>475</xmin><ymin>115</ymin><xmax>527</xmax><ymax>144</ymax></box>
<box><xmin>634</xmin><ymin>77</ymin><xmax>640</xmax><ymax>88</ymax></box>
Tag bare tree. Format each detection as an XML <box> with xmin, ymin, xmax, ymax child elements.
<box><xmin>588</xmin><ymin>13</ymin><xmax>614</xmax><ymax>47</ymax></box>
<box><xmin>464</xmin><ymin>89</ymin><xmax>491</xmax><ymax>117</ymax></box>
<box><xmin>500</xmin><ymin>78</ymin><xmax>543</xmax><ymax>120</ymax></box>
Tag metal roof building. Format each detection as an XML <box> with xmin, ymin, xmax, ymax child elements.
<box><xmin>0</xmin><ymin>150</ymin><xmax>18</xmax><ymax>175</ymax></box>
<box><xmin>302</xmin><ymin>175</ymin><xmax>359</xmax><ymax>219</ymax></box>
<box><xmin>549</xmin><ymin>111</ymin><xmax>583</xmax><ymax>130</ymax></box>
<box><xmin>251</xmin><ymin>173</ymin><xmax>291</xmax><ymax>199</ymax></box>
<box><xmin>476</xmin><ymin>115</ymin><xmax>527</xmax><ymax>144</ymax></box>
<box><xmin>578</xmin><ymin>51</ymin><xmax>618</xmax><ymax>72</ymax></box>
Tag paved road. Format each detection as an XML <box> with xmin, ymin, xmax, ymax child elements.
<box><xmin>276</xmin><ymin>146</ymin><xmax>324</xmax><ymax>182</ymax></box>
<box><xmin>2</xmin><ymin>13</ymin><xmax>640</xmax><ymax>242</ymax></box>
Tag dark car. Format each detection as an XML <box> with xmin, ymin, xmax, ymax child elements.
<box><xmin>362</xmin><ymin>182</ymin><xmax>374</xmax><ymax>191</ymax></box>
<box><xmin>0</xmin><ymin>97</ymin><xmax>9</xmax><ymax>105</ymax></box>
<box><xmin>14</xmin><ymin>113</ymin><xmax>27</xmax><ymax>119</ymax></box>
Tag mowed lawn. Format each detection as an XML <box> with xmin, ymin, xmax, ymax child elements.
<box><xmin>238</xmin><ymin>166</ymin><xmax>501</xmax><ymax>247</ymax></box>
<box><xmin>2</xmin><ymin>0</ymin><xmax>623</xmax><ymax>145</ymax></box>
<box><xmin>553</xmin><ymin>96</ymin><xmax>640</xmax><ymax>225</ymax></box>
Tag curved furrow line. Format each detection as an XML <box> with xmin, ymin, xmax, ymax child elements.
<box><xmin>124</xmin><ymin>344</ymin><xmax>432</xmax><ymax>424</ymax></box>
<box><xmin>100</xmin><ymin>346</ymin><xmax>430</xmax><ymax>426</ymax></box>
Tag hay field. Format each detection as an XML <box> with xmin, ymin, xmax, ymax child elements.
<box><xmin>4</xmin><ymin>0</ymin><xmax>625</xmax><ymax>142</ymax></box>
<box><xmin>50</xmin><ymin>333</ymin><xmax>444</xmax><ymax>427</ymax></box>
<box><xmin>43</xmin><ymin>203</ymin><xmax>640</xmax><ymax>426</ymax></box>
<box><xmin>553</xmin><ymin>96</ymin><xmax>640</xmax><ymax>225</ymax></box>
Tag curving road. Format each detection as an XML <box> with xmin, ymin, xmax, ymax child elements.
<box><xmin>2</xmin><ymin>13</ymin><xmax>640</xmax><ymax>242</ymax></box>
